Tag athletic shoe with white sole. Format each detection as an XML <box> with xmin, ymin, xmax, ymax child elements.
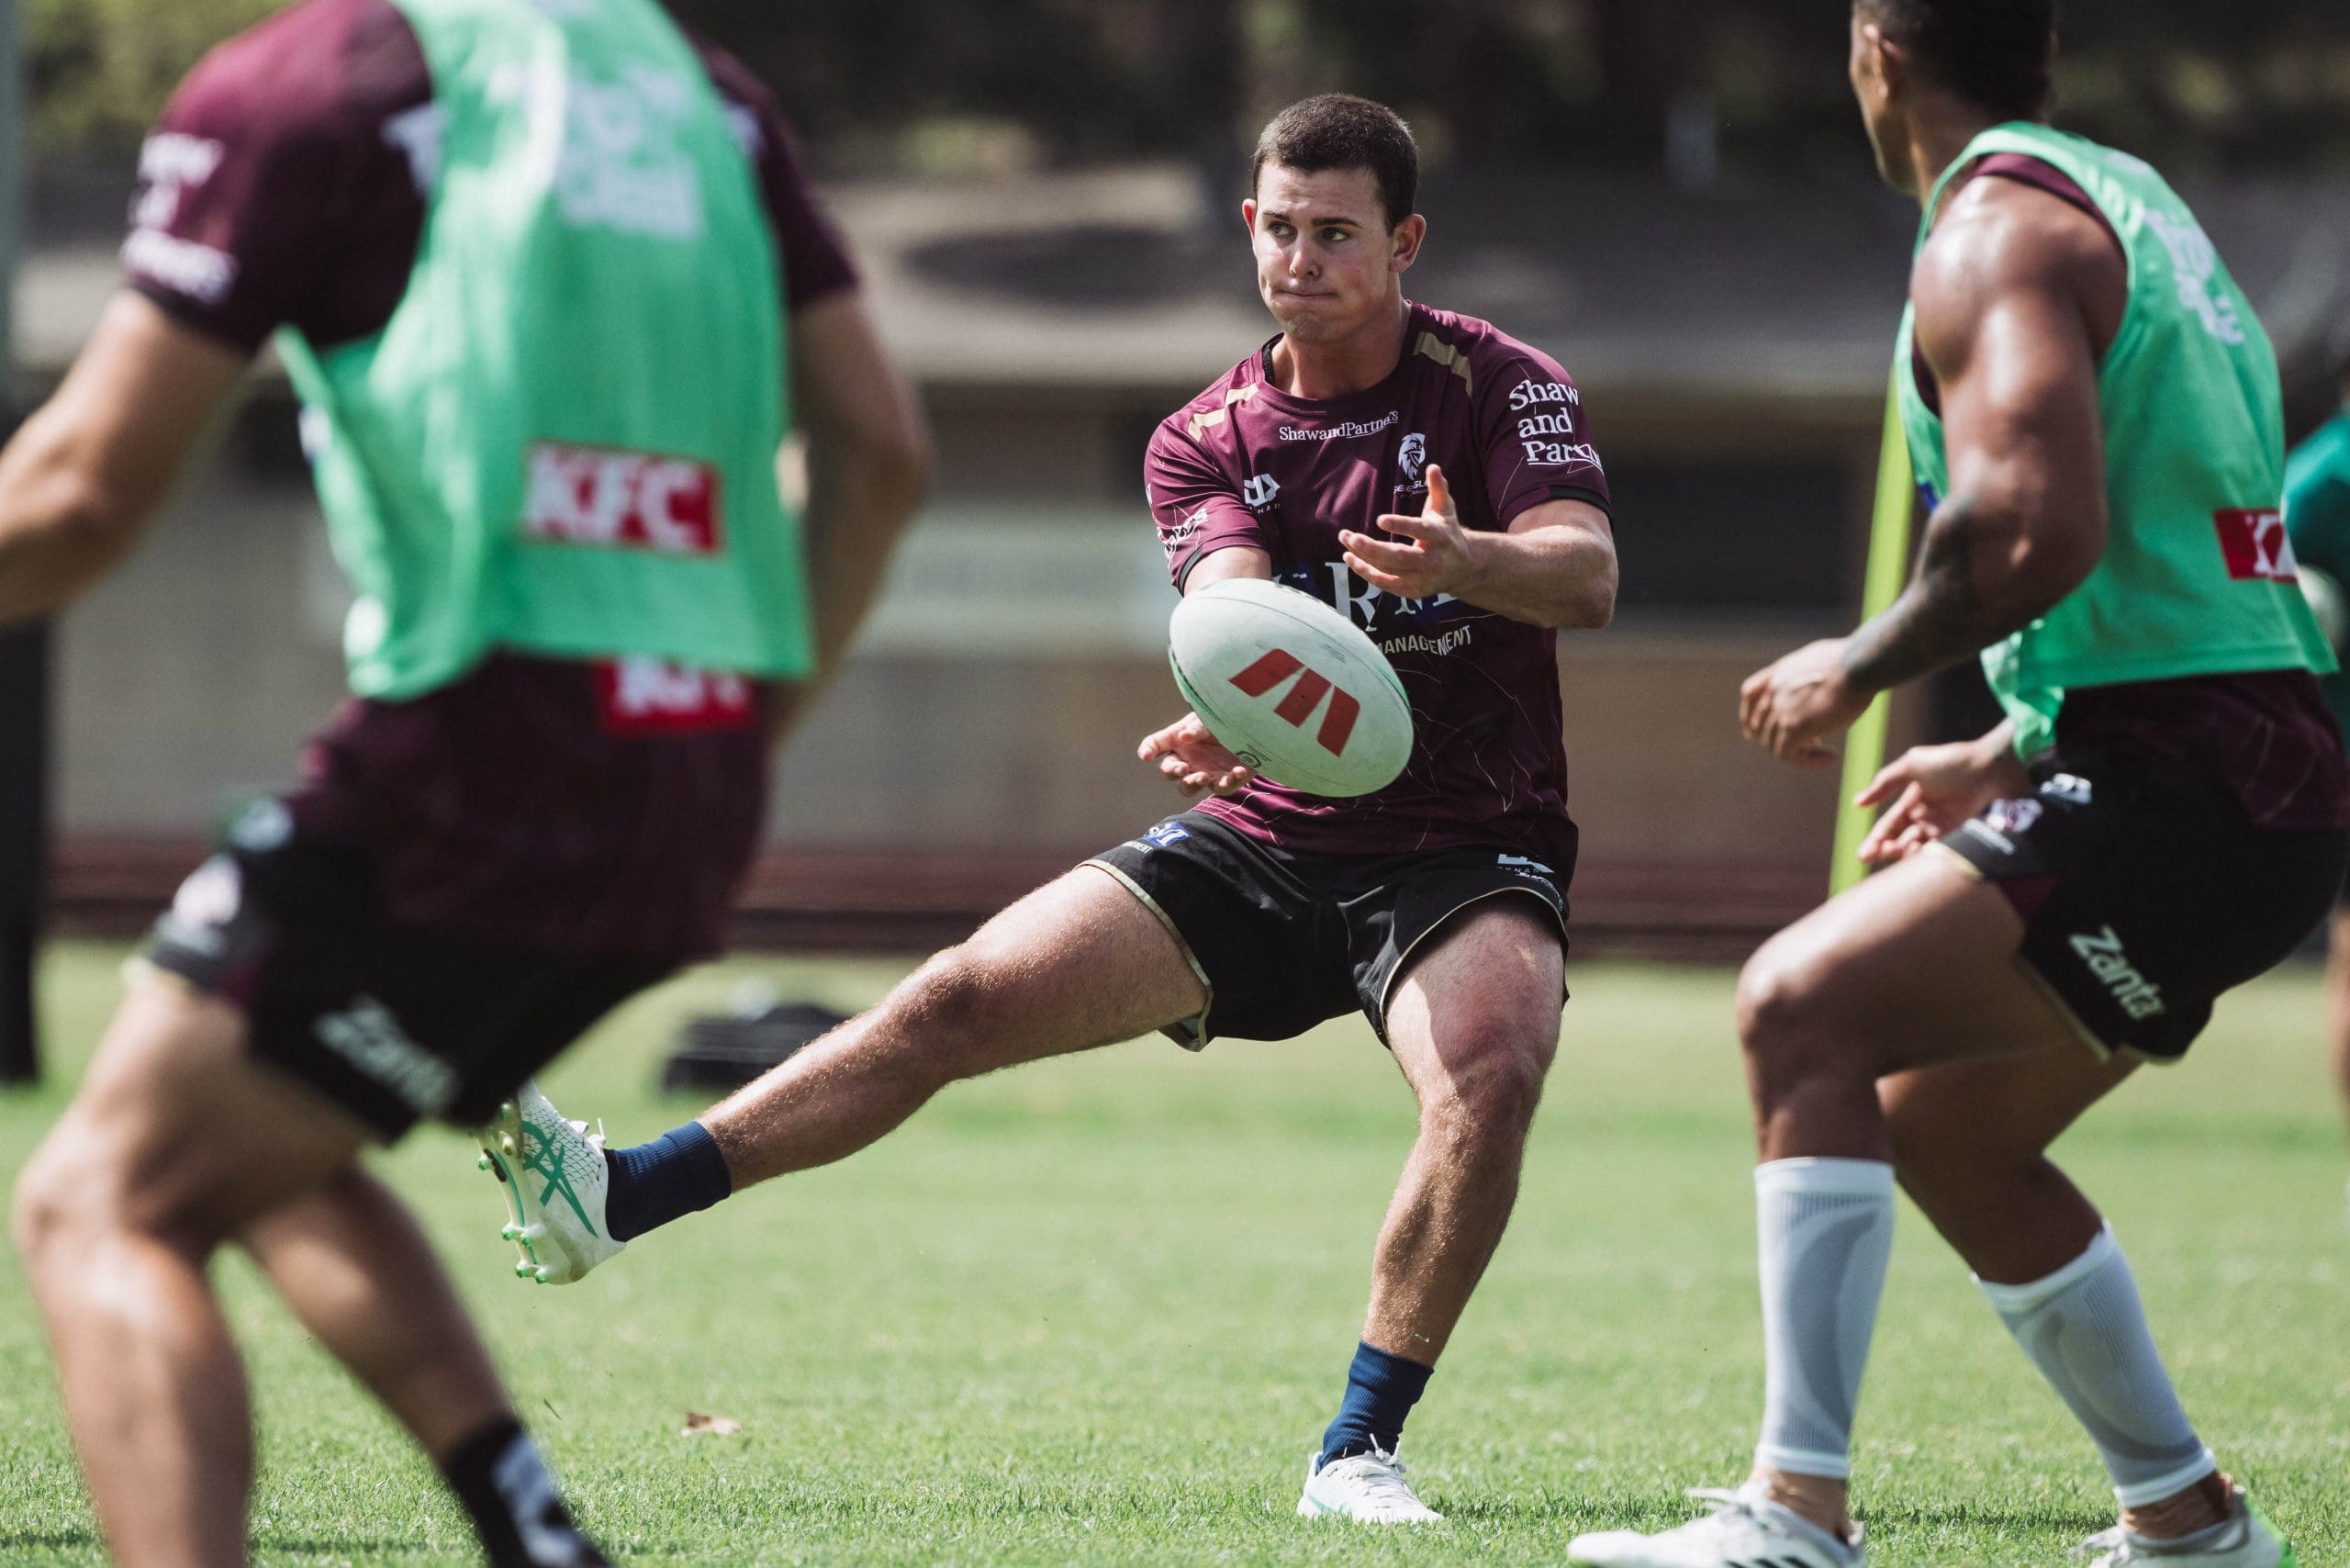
<box><xmin>2074</xmin><ymin>1490</ymin><xmax>2293</xmax><ymax>1567</ymax></box>
<box><xmin>1295</xmin><ymin>1447</ymin><xmax>1443</xmax><ymax>1523</ymax></box>
<box><xmin>1567</xmin><ymin>1484</ymin><xmax>1863</xmax><ymax>1567</ymax></box>
<box><xmin>477</xmin><ymin>1081</ymin><xmax>623</xmax><ymax>1285</ymax></box>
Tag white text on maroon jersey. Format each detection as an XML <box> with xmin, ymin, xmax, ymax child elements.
<box><xmin>523</xmin><ymin>442</ymin><xmax>722</xmax><ymax>555</ymax></box>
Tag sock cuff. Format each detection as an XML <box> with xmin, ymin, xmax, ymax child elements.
<box><xmin>2113</xmin><ymin>1450</ymin><xmax>2219</xmax><ymax>1508</ymax></box>
<box><xmin>1975</xmin><ymin>1222</ymin><xmax>2121</xmax><ymax>1314</ymax></box>
<box><xmin>439</xmin><ymin>1415</ymin><xmax>525</xmax><ymax>1481</ymax></box>
<box><xmin>1753</xmin><ymin>1441</ymin><xmax>1854</xmax><ymax>1481</ymax></box>
<box><xmin>1348</xmin><ymin>1339</ymin><xmax>1435</xmax><ymax>1386</ymax></box>
<box><xmin>1754</xmin><ymin>1157</ymin><xmax>1896</xmax><ymax>1198</ymax></box>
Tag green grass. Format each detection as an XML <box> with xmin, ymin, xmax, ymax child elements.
<box><xmin>3</xmin><ymin>942</ymin><xmax>2346</xmax><ymax>1564</ymax></box>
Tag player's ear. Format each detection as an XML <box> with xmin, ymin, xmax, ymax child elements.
<box><xmin>1861</xmin><ymin>21</ymin><xmax>1906</xmax><ymax>100</ymax></box>
<box><xmin>1242</xmin><ymin>198</ymin><xmax>1260</xmax><ymax>240</ymax></box>
<box><xmin>1390</xmin><ymin>214</ymin><xmax>1427</xmax><ymax>274</ymax></box>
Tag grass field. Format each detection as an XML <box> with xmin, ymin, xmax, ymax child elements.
<box><xmin>2</xmin><ymin>941</ymin><xmax>2346</xmax><ymax>1565</ymax></box>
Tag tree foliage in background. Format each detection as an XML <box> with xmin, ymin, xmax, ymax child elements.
<box><xmin>26</xmin><ymin>0</ymin><xmax>2350</xmax><ymax>179</ymax></box>
<box><xmin>29</xmin><ymin>0</ymin><xmax>279</xmax><ymax>151</ymax></box>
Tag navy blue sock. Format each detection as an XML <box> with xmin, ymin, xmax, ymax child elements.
<box><xmin>602</xmin><ymin>1121</ymin><xmax>732</xmax><ymax>1242</ymax></box>
<box><xmin>1318</xmin><ymin>1340</ymin><xmax>1434</xmax><ymax>1466</ymax></box>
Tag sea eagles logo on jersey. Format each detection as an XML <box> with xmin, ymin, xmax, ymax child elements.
<box><xmin>1243</xmin><ymin>474</ymin><xmax>1281</xmax><ymax>513</ymax></box>
<box><xmin>1398</xmin><ymin>432</ymin><xmax>1428</xmax><ymax>486</ymax></box>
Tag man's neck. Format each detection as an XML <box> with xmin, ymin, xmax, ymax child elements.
<box><xmin>1270</xmin><ymin>297</ymin><xmax>1412</xmax><ymax>401</ymax></box>
<box><xmin>1902</xmin><ymin>106</ymin><xmax>2010</xmax><ymax>217</ymax></box>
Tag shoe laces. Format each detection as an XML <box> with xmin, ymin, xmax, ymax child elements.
<box><xmin>1329</xmin><ymin>1445</ymin><xmax>1419</xmax><ymax>1505</ymax></box>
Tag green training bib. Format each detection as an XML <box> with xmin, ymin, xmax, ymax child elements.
<box><xmin>1892</xmin><ymin>122</ymin><xmax>2333</xmax><ymax>757</ymax></box>
<box><xmin>276</xmin><ymin>0</ymin><xmax>813</xmax><ymax>699</ymax></box>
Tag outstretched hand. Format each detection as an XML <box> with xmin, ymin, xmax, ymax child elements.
<box><xmin>1852</xmin><ymin>738</ymin><xmax>2031</xmax><ymax>865</ymax></box>
<box><xmin>1739</xmin><ymin>638</ymin><xmax>1872</xmax><ymax>766</ymax></box>
<box><xmin>1341</xmin><ymin>464</ymin><xmax>1472</xmax><ymax>600</ymax></box>
<box><xmin>1138</xmin><ymin>712</ymin><xmax>1257</xmax><ymax>797</ymax></box>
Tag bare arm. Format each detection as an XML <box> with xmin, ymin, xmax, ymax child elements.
<box><xmin>1738</xmin><ymin>179</ymin><xmax>2121</xmax><ymax>763</ymax></box>
<box><xmin>1839</xmin><ymin>183</ymin><xmax>2117</xmax><ymax>692</ymax></box>
<box><xmin>763</xmin><ymin>292</ymin><xmax>933</xmax><ymax>745</ymax></box>
<box><xmin>1339</xmin><ymin>465</ymin><xmax>1616</xmax><ymax>629</ymax></box>
<box><xmin>0</xmin><ymin>294</ymin><xmax>250</xmax><ymax>626</ymax></box>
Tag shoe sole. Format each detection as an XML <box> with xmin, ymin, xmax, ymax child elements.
<box><xmin>476</xmin><ymin>1102</ymin><xmax>559</xmax><ymax>1284</ymax></box>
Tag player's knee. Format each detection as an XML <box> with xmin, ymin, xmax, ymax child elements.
<box><xmin>10</xmin><ymin>1129</ymin><xmax>107</xmax><ymax>1272</ymax></box>
<box><xmin>1425</xmin><ymin>1026</ymin><xmax>1550</xmax><ymax>1141</ymax></box>
<box><xmin>1735</xmin><ymin>942</ymin><xmax>1838</xmax><ymax>1085</ymax></box>
<box><xmin>896</xmin><ymin>948</ymin><xmax>1012</xmax><ymax>1077</ymax></box>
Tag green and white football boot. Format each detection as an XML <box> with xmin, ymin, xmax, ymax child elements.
<box><xmin>477</xmin><ymin>1081</ymin><xmax>623</xmax><ymax>1285</ymax></box>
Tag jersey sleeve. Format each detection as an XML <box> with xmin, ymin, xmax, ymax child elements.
<box><xmin>2286</xmin><ymin>421</ymin><xmax>2350</xmax><ymax>587</ymax></box>
<box><xmin>1145</xmin><ymin>421</ymin><xmax>1263</xmax><ymax>588</ymax></box>
<box><xmin>122</xmin><ymin>47</ymin><xmax>348</xmax><ymax>354</ymax></box>
<box><xmin>1472</xmin><ymin>345</ymin><xmax>1611</xmax><ymax>527</ymax></box>
<box><xmin>695</xmin><ymin>44</ymin><xmax>859</xmax><ymax>312</ymax></box>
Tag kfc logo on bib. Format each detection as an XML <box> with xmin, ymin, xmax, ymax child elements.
<box><xmin>2212</xmin><ymin>509</ymin><xmax>2297</xmax><ymax>582</ymax></box>
<box><xmin>524</xmin><ymin>442</ymin><xmax>722</xmax><ymax>555</ymax></box>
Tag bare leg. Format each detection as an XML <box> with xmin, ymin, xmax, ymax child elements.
<box><xmin>1736</xmin><ymin>852</ymin><xmax>2223</xmax><ymax>1538</ymax></box>
<box><xmin>11</xmin><ymin>980</ymin><xmax>375</xmax><ymax>1568</ymax></box>
<box><xmin>238</xmin><ymin>1168</ymin><xmax>512</xmax><ymax>1462</ymax></box>
<box><xmin>1363</xmin><ymin>899</ymin><xmax>1563</xmax><ymax>1363</ymax></box>
<box><xmin>702</xmin><ymin>866</ymin><xmax>1206</xmax><ymax>1184</ymax></box>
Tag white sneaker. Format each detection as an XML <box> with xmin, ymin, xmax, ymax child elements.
<box><xmin>2075</xmin><ymin>1490</ymin><xmax>2292</xmax><ymax>1566</ymax></box>
<box><xmin>1295</xmin><ymin>1447</ymin><xmax>1443</xmax><ymax>1523</ymax></box>
<box><xmin>1568</xmin><ymin>1484</ymin><xmax>1863</xmax><ymax>1567</ymax></box>
<box><xmin>476</xmin><ymin>1081</ymin><xmax>624</xmax><ymax>1285</ymax></box>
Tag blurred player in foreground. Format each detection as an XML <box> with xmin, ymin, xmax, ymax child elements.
<box><xmin>3</xmin><ymin>0</ymin><xmax>927</xmax><ymax>1562</ymax></box>
<box><xmin>485</xmin><ymin>94</ymin><xmax>1617</xmax><ymax>1525</ymax></box>
<box><xmin>2282</xmin><ymin>328</ymin><xmax>2350</xmax><ymax>1152</ymax></box>
<box><xmin>1570</xmin><ymin>4</ymin><xmax>2346</xmax><ymax>1567</ymax></box>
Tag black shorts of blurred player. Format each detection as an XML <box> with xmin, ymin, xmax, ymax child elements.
<box><xmin>1088</xmin><ymin>810</ymin><xmax>1568</xmax><ymax>1049</ymax></box>
<box><xmin>142</xmin><ymin>820</ymin><xmax>677</xmax><ymax>1143</ymax></box>
<box><xmin>1936</xmin><ymin>753</ymin><xmax>2347</xmax><ymax>1062</ymax></box>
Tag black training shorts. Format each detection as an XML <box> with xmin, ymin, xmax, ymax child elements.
<box><xmin>1938</xmin><ymin>756</ymin><xmax>2348</xmax><ymax>1061</ymax></box>
<box><xmin>143</xmin><ymin>802</ymin><xmax>676</xmax><ymax>1141</ymax></box>
<box><xmin>1086</xmin><ymin>811</ymin><xmax>1570</xmax><ymax>1048</ymax></box>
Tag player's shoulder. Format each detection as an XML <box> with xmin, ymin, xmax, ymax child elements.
<box><xmin>162</xmin><ymin>0</ymin><xmax>422</xmax><ymax>144</ymax></box>
<box><xmin>1919</xmin><ymin>164</ymin><xmax>2118</xmax><ymax>303</ymax></box>
<box><xmin>1156</xmin><ymin>349</ymin><xmax>1270</xmax><ymax>454</ymax></box>
<box><xmin>679</xmin><ymin>28</ymin><xmax>791</xmax><ymax>152</ymax></box>
<box><xmin>1406</xmin><ymin>302</ymin><xmax>1575</xmax><ymax>393</ymax></box>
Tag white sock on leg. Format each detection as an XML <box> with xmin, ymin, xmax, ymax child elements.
<box><xmin>1975</xmin><ymin>1223</ymin><xmax>2213</xmax><ymax>1506</ymax></box>
<box><xmin>1753</xmin><ymin>1157</ymin><xmax>1897</xmax><ymax>1480</ymax></box>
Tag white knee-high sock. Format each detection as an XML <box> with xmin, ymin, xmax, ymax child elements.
<box><xmin>1753</xmin><ymin>1157</ymin><xmax>1897</xmax><ymax>1479</ymax></box>
<box><xmin>1976</xmin><ymin>1224</ymin><xmax>2213</xmax><ymax>1506</ymax></box>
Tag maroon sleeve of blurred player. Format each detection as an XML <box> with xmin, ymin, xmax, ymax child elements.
<box><xmin>1468</xmin><ymin>338</ymin><xmax>1611</xmax><ymax>528</ymax></box>
<box><xmin>122</xmin><ymin>0</ymin><xmax>856</xmax><ymax>356</ymax></box>
<box><xmin>1145</xmin><ymin>412</ymin><xmax>1269</xmax><ymax>588</ymax></box>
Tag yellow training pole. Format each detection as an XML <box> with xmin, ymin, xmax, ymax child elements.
<box><xmin>1829</xmin><ymin>367</ymin><xmax>1917</xmax><ymax>895</ymax></box>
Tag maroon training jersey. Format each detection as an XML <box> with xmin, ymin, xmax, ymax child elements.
<box><xmin>117</xmin><ymin>0</ymin><xmax>860</xmax><ymax>958</ymax></box>
<box><xmin>1146</xmin><ymin>302</ymin><xmax>1609</xmax><ymax>868</ymax></box>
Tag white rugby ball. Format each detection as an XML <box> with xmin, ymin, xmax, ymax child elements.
<box><xmin>1169</xmin><ymin>577</ymin><xmax>1413</xmax><ymax>798</ymax></box>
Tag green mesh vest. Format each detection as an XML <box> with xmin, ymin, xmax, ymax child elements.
<box><xmin>276</xmin><ymin>0</ymin><xmax>814</xmax><ymax>700</ymax></box>
<box><xmin>1893</xmin><ymin>123</ymin><xmax>2334</xmax><ymax>758</ymax></box>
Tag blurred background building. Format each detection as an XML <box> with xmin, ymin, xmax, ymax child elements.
<box><xmin>20</xmin><ymin>0</ymin><xmax>2350</xmax><ymax>949</ymax></box>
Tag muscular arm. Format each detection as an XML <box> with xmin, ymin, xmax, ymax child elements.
<box><xmin>1341</xmin><ymin>469</ymin><xmax>1617</xmax><ymax>629</ymax></box>
<box><xmin>1838</xmin><ymin>181</ymin><xmax>2118</xmax><ymax>694</ymax></box>
<box><xmin>763</xmin><ymin>293</ymin><xmax>932</xmax><ymax>745</ymax></box>
<box><xmin>1451</xmin><ymin>498</ymin><xmax>1616</xmax><ymax>629</ymax></box>
<box><xmin>0</xmin><ymin>294</ymin><xmax>250</xmax><ymax>626</ymax></box>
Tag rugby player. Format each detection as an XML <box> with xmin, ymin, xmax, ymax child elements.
<box><xmin>1568</xmin><ymin>5</ymin><xmax>2347</xmax><ymax>1566</ymax></box>
<box><xmin>485</xmin><ymin>93</ymin><xmax>1617</xmax><ymax>1525</ymax></box>
<box><xmin>2282</xmin><ymin>331</ymin><xmax>2350</xmax><ymax>1148</ymax></box>
<box><xmin>3</xmin><ymin>0</ymin><xmax>928</xmax><ymax>1562</ymax></box>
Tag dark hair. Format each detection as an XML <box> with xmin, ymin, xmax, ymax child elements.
<box><xmin>1251</xmin><ymin>95</ymin><xmax>1418</xmax><ymax>230</ymax></box>
<box><xmin>1859</xmin><ymin>0</ymin><xmax>2057</xmax><ymax>120</ymax></box>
